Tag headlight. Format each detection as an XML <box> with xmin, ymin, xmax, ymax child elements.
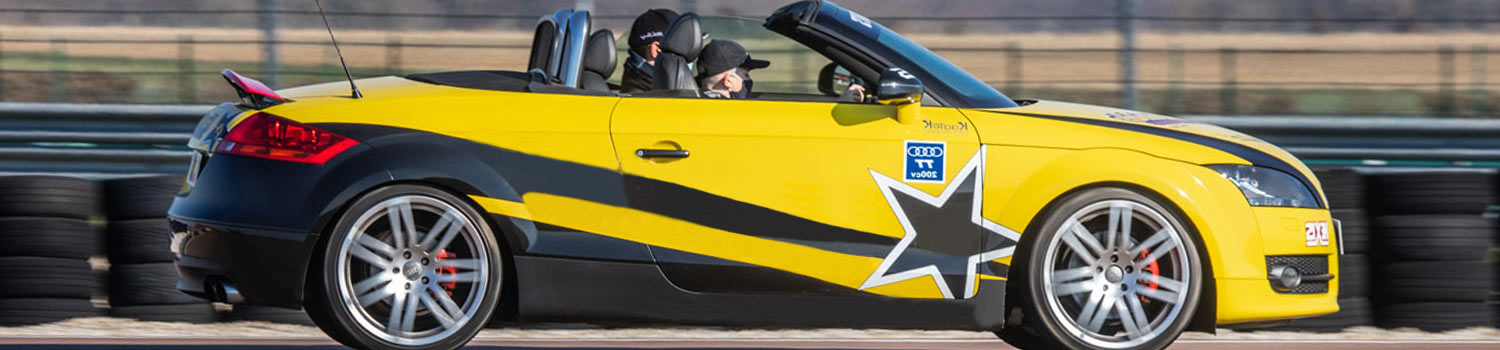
<box><xmin>1206</xmin><ymin>165</ymin><xmax>1320</xmax><ymax>208</ymax></box>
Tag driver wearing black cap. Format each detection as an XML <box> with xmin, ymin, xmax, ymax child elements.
<box><xmin>697</xmin><ymin>39</ymin><xmax>867</xmax><ymax>101</ymax></box>
<box><xmin>696</xmin><ymin>40</ymin><xmax>769</xmax><ymax>99</ymax></box>
<box><xmin>621</xmin><ymin>9</ymin><xmax>679</xmax><ymax>94</ymax></box>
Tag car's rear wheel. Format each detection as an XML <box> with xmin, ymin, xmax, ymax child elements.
<box><xmin>1001</xmin><ymin>188</ymin><xmax>1202</xmax><ymax>350</ymax></box>
<box><xmin>306</xmin><ymin>185</ymin><xmax>502</xmax><ymax>350</ymax></box>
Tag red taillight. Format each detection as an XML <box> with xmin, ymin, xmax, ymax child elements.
<box><xmin>216</xmin><ymin>112</ymin><xmax>357</xmax><ymax>165</ymax></box>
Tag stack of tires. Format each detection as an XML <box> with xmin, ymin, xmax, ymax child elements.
<box><xmin>1280</xmin><ymin>168</ymin><xmax>1373</xmax><ymax>331</ymax></box>
<box><xmin>0</xmin><ymin>176</ymin><xmax>103</xmax><ymax>325</ymax></box>
<box><xmin>1367</xmin><ymin>171</ymin><xmax>1498</xmax><ymax>331</ymax></box>
<box><xmin>103</xmin><ymin>175</ymin><xmax>217</xmax><ymax>323</ymax></box>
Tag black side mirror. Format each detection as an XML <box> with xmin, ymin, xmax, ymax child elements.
<box><xmin>876</xmin><ymin>68</ymin><xmax>922</xmax><ymax>123</ymax></box>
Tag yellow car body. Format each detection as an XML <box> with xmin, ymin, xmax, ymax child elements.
<box><xmin>264</xmin><ymin>75</ymin><xmax>1339</xmax><ymax>325</ymax></box>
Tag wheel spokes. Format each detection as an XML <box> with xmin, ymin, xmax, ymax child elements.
<box><xmin>436</xmin><ymin>258</ymin><xmax>480</xmax><ymax>270</ymax></box>
<box><xmin>1106</xmin><ymin>204</ymin><xmax>1133</xmax><ymax>252</ymax></box>
<box><xmin>435</xmin><ymin>272</ymin><xmax>480</xmax><ymax>283</ymax></box>
<box><xmin>350</xmin><ymin>244</ymin><xmax>394</xmax><ymax>269</ymax></box>
<box><xmin>417</xmin><ymin>212</ymin><xmax>459</xmax><ymax>249</ymax></box>
<box><xmin>353</xmin><ymin>274</ymin><xmax>395</xmax><ymax>307</ymax></box>
<box><xmin>1077</xmin><ymin>291</ymin><xmax>1115</xmax><ymax>333</ymax></box>
<box><xmin>1062</xmin><ymin>225</ymin><xmax>1104</xmax><ymax>264</ymax></box>
<box><xmin>1135</xmin><ymin>284</ymin><xmax>1181</xmax><ymax>303</ymax></box>
<box><xmin>418</xmin><ymin>289</ymin><xmax>457</xmax><ymax>329</ymax></box>
<box><xmin>1135</xmin><ymin>238</ymin><xmax>1179</xmax><ymax>269</ymax></box>
<box><xmin>387</xmin><ymin>200</ymin><xmax>419</xmax><ymax>249</ymax></box>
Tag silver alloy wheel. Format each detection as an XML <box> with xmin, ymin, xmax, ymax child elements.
<box><xmin>334</xmin><ymin>195</ymin><xmax>492</xmax><ymax>347</ymax></box>
<box><xmin>1040</xmin><ymin>200</ymin><xmax>1191</xmax><ymax>349</ymax></box>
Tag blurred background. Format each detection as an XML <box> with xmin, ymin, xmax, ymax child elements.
<box><xmin>0</xmin><ymin>0</ymin><xmax>1498</xmax><ymax>116</ymax></box>
<box><xmin>0</xmin><ymin>0</ymin><xmax>1494</xmax><ymax>337</ymax></box>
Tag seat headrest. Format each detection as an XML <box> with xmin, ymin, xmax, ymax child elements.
<box><xmin>660</xmin><ymin>13</ymin><xmax>704</xmax><ymax>61</ymax></box>
<box><xmin>583</xmin><ymin>29</ymin><xmax>617</xmax><ymax>77</ymax></box>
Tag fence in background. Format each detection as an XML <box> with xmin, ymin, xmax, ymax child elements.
<box><xmin>3</xmin><ymin>102</ymin><xmax>1500</xmax><ymax>176</ymax></box>
<box><xmin>2</xmin><ymin>2</ymin><xmax>1500</xmax><ymax>116</ymax></box>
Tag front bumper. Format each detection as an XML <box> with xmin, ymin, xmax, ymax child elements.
<box><xmin>1216</xmin><ymin>206</ymin><xmax>1340</xmax><ymax>325</ymax></box>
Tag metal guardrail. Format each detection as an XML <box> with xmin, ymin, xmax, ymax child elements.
<box><xmin>2</xmin><ymin>103</ymin><xmax>1500</xmax><ymax>176</ymax></box>
<box><xmin>0</xmin><ymin>102</ymin><xmax>208</xmax><ymax>175</ymax></box>
<box><xmin>1183</xmin><ymin>115</ymin><xmax>1500</xmax><ymax>164</ymax></box>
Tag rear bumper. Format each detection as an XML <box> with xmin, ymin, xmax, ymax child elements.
<box><xmin>169</xmin><ymin>215</ymin><xmax>317</xmax><ymax>309</ymax></box>
<box><xmin>166</xmin><ymin>150</ymin><xmax>389</xmax><ymax>309</ymax></box>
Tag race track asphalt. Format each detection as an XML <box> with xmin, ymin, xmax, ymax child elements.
<box><xmin>3</xmin><ymin>338</ymin><xmax>1500</xmax><ymax>350</ymax></box>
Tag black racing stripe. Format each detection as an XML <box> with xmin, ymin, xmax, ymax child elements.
<box><xmin>623</xmin><ymin>175</ymin><xmax>900</xmax><ymax>256</ymax></box>
<box><xmin>989</xmin><ymin>111</ymin><xmax>1324</xmax><ymax>208</ymax></box>
<box><xmin>651</xmin><ymin>246</ymin><xmax>874</xmax><ymax>296</ymax></box>
<box><xmin>314</xmin><ymin>123</ymin><xmax>628</xmax><ymax>207</ymax></box>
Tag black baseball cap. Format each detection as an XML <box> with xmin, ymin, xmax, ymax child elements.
<box><xmin>628</xmin><ymin>9</ymin><xmax>679</xmax><ymax>53</ymax></box>
<box><xmin>696</xmin><ymin>40</ymin><xmax>771</xmax><ymax>78</ymax></box>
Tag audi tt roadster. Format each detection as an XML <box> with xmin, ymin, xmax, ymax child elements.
<box><xmin>168</xmin><ymin>1</ymin><xmax>1341</xmax><ymax>349</ymax></box>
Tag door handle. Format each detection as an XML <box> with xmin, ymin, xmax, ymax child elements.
<box><xmin>635</xmin><ymin>149</ymin><xmax>690</xmax><ymax>159</ymax></box>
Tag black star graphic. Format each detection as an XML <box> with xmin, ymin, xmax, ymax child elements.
<box><xmin>860</xmin><ymin>149</ymin><xmax>1019</xmax><ymax>299</ymax></box>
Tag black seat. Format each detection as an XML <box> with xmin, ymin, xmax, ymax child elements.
<box><xmin>651</xmin><ymin>13</ymin><xmax>704</xmax><ymax>93</ymax></box>
<box><xmin>580</xmin><ymin>29</ymin><xmax>617</xmax><ymax>92</ymax></box>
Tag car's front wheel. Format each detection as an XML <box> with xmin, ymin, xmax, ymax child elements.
<box><xmin>306</xmin><ymin>185</ymin><xmax>502</xmax><ymax>350</ymax></box>
<box><xmin>1001</xmin><ymin>187</ymin><xmax>1203</xmax><ymax>350</ymax></box>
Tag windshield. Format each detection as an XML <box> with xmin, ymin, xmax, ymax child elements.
<box><xmin>809</xmin><ymin>3</ymin><xmax>1019</xmax><ymax>109</ymax></box>
<box><xmin>875</xmin><ymin>30</ymin><xmax>1018</xmax><ymax>109</ymax></box>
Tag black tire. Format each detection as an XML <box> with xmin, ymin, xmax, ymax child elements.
<box><xmin>1377</xmin><ymin>261</ymin><xmax>1495</xmax><ymax>303</ymax></box>
<box><xmin>108</xmin><ymin>263</ymin><xmax>206</xmax><ymax>306</ymax></box>
<box><xmin>1330</xmin><ymin>209</ymin><xmax>1369</xmax><ymax>254</ymax></box>
<box><xmin>102</xmin><ymin>175</ymin><xmax>184</xmax><ymax>220</ymax></box>
<box><xmin>1366</xmin><ymin>172</ymin><xmax>1495</xmax><ymax>215</ymax></box>
<box><xmin>1371</xmin><ymin>215</ymin><xmax>1495</xmax><ymax>262</ymax></box>
<box><xmin>998</xmin><ymin>188</ymin><xmax>1202</xmax><ymax>350</ymax></box>
<box><xmin>109</xmin><ymin>303</ymin><xmax>218</xmax><ymax>323</ymax></box>
<box><xmin>1376</xmin><ymin>302</ymin><xmax>1497</xmax><ymax>331</ymax></box>
<box><xmin>0</xmin><ymin>257</ymin><xmax>96</xmax><ymax>299</ymax></box>
<box><xmin>228</xmin><ymin>305</ymin><xmax>315</xmax><ymax>326</ymax></box>
<box><xmin>0</xmin><ymin>298</ymin><xmax>101</xmax><ymax>326</ymax></box>
<box><xmin>1279</xmin><ymin>297</ymin><xmax>1374</xmax><ymax>332</ymax></box>
<box><xmin>1337</xmin><ymin>254</ymin><xmax>1368</xmax><ymax>298</ymax></box>
<box><xmin>304</xmin><ymin>185</ymin><xmax>504</xmax><ymax>350</ymax></box>
<box><xmin>106</xmin><ymin>218</ymin><xmax>174</xmax><ymax>264</ymax></box>
<box><xmin>0</xmin><ymin>176</ymin><xmax>102</xmax><ymax>219</ymax></box>
<box><xmin>1314</xmin><ymin>168</ymin><xmax>1365</xmax><ymax>210</ymax></box>
<box><xmin>0</xmin><ymin>217</ymin><xmax>96</xmax><ymax>259</ymax></box>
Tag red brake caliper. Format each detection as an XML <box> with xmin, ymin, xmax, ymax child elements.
<box><xmin>1139</xmin><ymin>249</ymin><xmax>1161</xmax><ymax>303</ymax></box>
<box><xmin>436</xmin><ymin>250</ymin><xmax>458</xmax><ymax>295</ymax></box>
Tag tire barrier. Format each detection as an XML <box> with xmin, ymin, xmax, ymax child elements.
<box><xmin>0</xmin><ymin>176</ymin><xmax>102</xmax><ymax>326</ymax></box>
<box><xmin>1274</xmin><ymin>169</ymin><xmax>1378</xmax><ymax>332</ymax></box>
<box><xmin>1366</xmin><ymin>171</ymin><xmax>1499</xmax><ymax>332</ymax></box>
<box><xmin>99</xmin><ymin>175</ymin><xmax>217</xmax><ymax>323</ymax></box>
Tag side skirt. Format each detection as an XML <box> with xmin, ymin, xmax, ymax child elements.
<box><xmin>514</xmin><ymin>255</ymin><xmax>1006</xmax><ymax>331</ymax></box>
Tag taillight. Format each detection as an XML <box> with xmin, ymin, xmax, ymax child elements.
<box><xmin>215</xmin><ymin>112</ymin><xmax>357</xmax><ymax>165</ymax></box>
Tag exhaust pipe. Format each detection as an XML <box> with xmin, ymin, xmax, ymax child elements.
<box><xmin>207</xmin><ymin>279</ymin><xmax>245</xmax><ymax>304</ymax></box>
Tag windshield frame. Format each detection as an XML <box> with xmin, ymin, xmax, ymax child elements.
<box><xmin>771</xmin><ymin>1</ymin><xmax>1019</xmax><ymax>109</ymax></box>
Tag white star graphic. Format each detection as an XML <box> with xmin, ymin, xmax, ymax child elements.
<box><xmin>859</xmin><ymin>147</ymin><xmax>1021</xmax><ymax>299</ymax></box>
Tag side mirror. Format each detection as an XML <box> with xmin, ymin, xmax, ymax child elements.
<box><xmin>877</xmin><ymin>68</ymin><xmax>922</xmax><ymax>124</ymax></box>
<box><xmin>817</xmin><ymin>63</ymin><xmax>862</xmax><ymax>97</ymax></box>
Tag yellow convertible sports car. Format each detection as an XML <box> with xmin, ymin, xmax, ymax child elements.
<box><xmin>168</xmin><ymin>1</ymin><xmax>1340</xmax><ymax>349</ymax></box>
